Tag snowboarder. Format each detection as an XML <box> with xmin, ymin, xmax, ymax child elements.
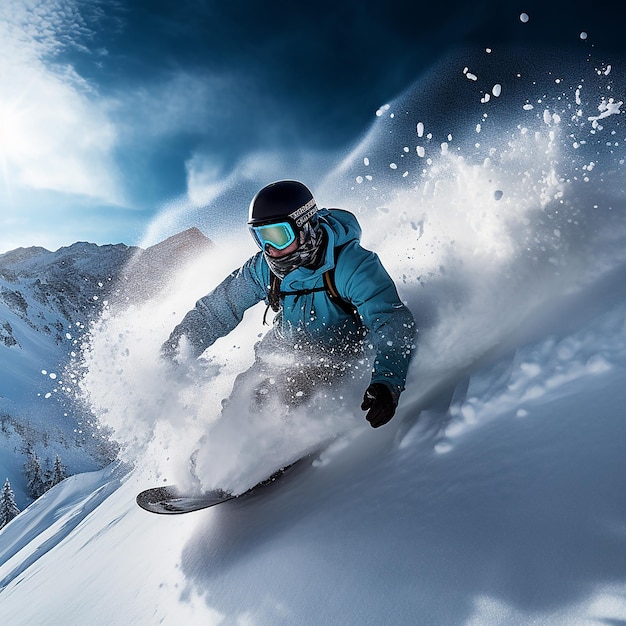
<box><xmin>162</xmin><ymin>180</ymin><xmax>416</xmax><ymax>428</ymax></box>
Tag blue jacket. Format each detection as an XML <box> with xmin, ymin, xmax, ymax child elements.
<box><xmin>165</xmin><ymin>209</ymin><xmax>416</xmax><ymax>396</ymax></box>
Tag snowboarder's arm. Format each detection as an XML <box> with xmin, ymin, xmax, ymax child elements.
<box><xmin>162</xmin><ymin>254</ymin><xmax>268</xmax><ymax>360</ymax></box>
<box><xmin>338</xmin><ymin>243</ymin><xmax>417</xmax><ymax>399</ymax></box>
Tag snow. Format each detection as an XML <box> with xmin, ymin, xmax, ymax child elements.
<box><xmin>1</xmin><ymin>44</ymin><xmax>626</xmax><ymax>625</ymax></box>
<box><xmin>2</xmin><ymin>328</ymin><xmax>626</xmax><ymax>623</ymax></box>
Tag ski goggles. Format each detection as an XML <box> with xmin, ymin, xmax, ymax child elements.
<box><xmin>249</xmin><ymin>221</ymin><xmax>297</xmax><ymax>251</ymax></box>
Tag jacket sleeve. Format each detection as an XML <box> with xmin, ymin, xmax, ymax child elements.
<box><xmin>337</xmin><ymin>242</ymin><xmax>417</xmax><ymax>398</ymax></box>
<box><xmin>162</xmin><ymin>253</ymin><xmax>269</xmax><ymax>360</ymax></box>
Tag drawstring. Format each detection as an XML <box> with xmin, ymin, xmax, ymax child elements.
<box><xmin>268</xmin><ymin>273</ymin><xmax>281</xmax><ymax>312</ymax></box>
<box><xmin>264</xmin><ymin>273</ymin><xmax>282</xmax><ymax>325</ymax></box>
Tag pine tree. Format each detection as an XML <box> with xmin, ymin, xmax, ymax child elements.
<box><xmin>0</xmin><ymin>479</ymin><xmax>20</xmax><ymax>529</ymax></box>
<box><xmin>23</xmin><ymin>443</ymin><xmax>46</xmax><ymax>498</ymax></box>
<box><xmin>51</xmin><ymin>454</ymin><xmax>66</xmax><ymax>486</ymax></box>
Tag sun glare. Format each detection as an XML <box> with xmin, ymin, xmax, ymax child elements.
<box><xmin>0</xmin><ymin>100</ymin><xmax>23</xmax><ymax>153</ymax></box>
<box><xmin>0</xmin><ymin>99</ymin><xmax>26</xmax><ymax>190</ymax></box>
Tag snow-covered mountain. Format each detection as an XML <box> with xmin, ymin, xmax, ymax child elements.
<box><xmin>0</xmin><ymin>228</ymin><xmax>212</xmax><ymax>509</ymax></box>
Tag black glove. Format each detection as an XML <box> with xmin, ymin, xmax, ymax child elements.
<box><xmin>361</xmin><ymin>383</ymin><xmax>397</xmax><ymax>428</ymax></box>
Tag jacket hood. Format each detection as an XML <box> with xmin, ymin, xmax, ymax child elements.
<box><xmin>317</xmin><ymin>208</ymin><xmax>362</xmax><ymax>249</ymax></box>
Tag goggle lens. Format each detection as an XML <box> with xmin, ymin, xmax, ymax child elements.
<box><xmin>250</xmin><ymin>222</ymin><xmax>296</xmax><ymax>251</ymax></box>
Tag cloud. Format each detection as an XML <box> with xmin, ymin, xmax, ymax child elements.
<box><xmin>0</xmin><ymin>0</ymin><xmax>125</xmax><ymax>205</ymax></box>
<box><xmin>137</xmin><ymin>146</ymin><xmax>342</xmax><ymax>249</ymax></box>
<box><xmin>124</xmin><ymin>71</ymin><xmax>232</xmax><ymax>137</ymax></box>
<box><xmin>185</xmin><ymin>152</ymin><xmax>229</xmax><ymax>207</ymax></box>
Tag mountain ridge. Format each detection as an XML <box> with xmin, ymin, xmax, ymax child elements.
<box><xmin>0</xmin><ymin>228</ymin><xmax>213</xmax><ymax>508</ymax></box>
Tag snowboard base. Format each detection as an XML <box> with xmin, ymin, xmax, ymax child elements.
<box><xmin>136</xmin><ymin>459</ymin><xmax>305</xmax><ymax>515</ymax></box>
<box><xmin>136</xmin><ymin>485</ymin><xmax>236</xmax><ymax>514</ymax></box>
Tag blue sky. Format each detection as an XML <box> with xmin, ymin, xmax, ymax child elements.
<box><xmin>0</xmin><ymin>0</ymin><xmax>623</xmax><ymax>252</ymax></box>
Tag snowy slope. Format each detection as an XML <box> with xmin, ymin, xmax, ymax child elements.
<box><xmin>1</xmin><ymin>293</ymin><xmax>626</xmax><ymax>624</ymax></box>
<box><xmin>1</xmin><ymin>47</ymin><xmax>626</xmax><ymax>625</ymax></box>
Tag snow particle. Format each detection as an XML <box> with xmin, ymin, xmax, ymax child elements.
<box><xmin>434</xmin><ymin>440</ymin><xmax>453</xmax><ymax>454</ymax></box>
<box><xmin>580</xmin><ymin>31</ymin><xmax>588</xmax><ymax>40</ymax></box>
<box><xmin>520</xmin><ymin>362</ymin><xmax>542</xmax><ymax>378</ymax></box>
<box><xmin>520</xmin><ymin>13</ymin><xmax>529</xmax><ymax>23</ymax></box>
<box><xmin>524</xmin><ymin>385</ymin><xmax>545</xmax><ymax>401</ymax></box>
<box><xmin>586</xmin><ymin>354</ymin><xmax>611</xmax><ymax>374</ymax></box>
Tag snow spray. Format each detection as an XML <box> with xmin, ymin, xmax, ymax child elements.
<box><xmin>77</xmin><ymin>45</ymin><xmax>625</xmax><ymax>493</ymax></box>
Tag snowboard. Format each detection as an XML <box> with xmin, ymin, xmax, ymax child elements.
<box><xmin>136</xmin><ymin>459</ymin><xmax>304</xmax><ymax>515</ymax></box>
<box><xmin>136</xmin><ymin>485</ymin><xmax>236</xmax><ymax>514</ymax></box>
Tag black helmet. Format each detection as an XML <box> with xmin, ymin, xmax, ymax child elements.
<box><xmin>248</xmin><ymin>180</ymin><xmax>317</xmax><ymax>227</ymax></box>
